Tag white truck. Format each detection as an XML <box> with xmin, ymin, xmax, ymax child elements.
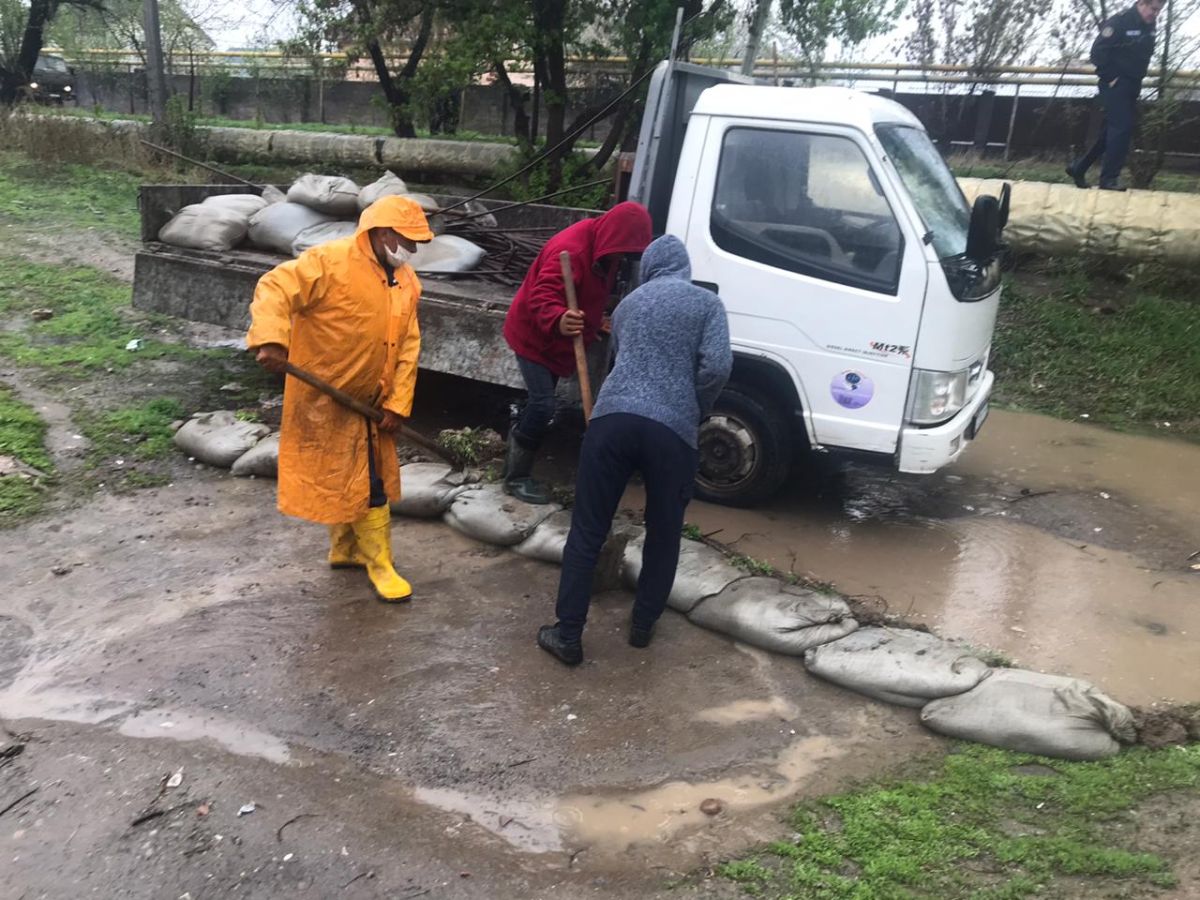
<box><xmin>626</xmin><ymin>62</ymin><xmax>1007</xmax><ymax>505</ymax></box>
<box><xmin>134</xmin><ymin>61</ymin><xmax>1008</xmax><ymax>508</ymax></box>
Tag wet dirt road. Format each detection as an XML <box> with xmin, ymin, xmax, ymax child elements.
<box><xmin>665</xmin><ymin>409</ymin><xmax>1200</xmax><ymax>708</ymax></box>
<box><xmin>406</xmin><ymin>369</ymin><xmax>1199</xmax><ymax>706</ymax></box>
<box><xmin>0</xmin><ymin>474</ymin><xmax>940</xmax><ymax>899</ymax></box>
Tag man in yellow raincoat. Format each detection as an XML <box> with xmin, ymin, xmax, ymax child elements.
<box><xmin>247</xmin><ymin>196</ymin><xmax>433</xmax><ymax>602</ymax></box>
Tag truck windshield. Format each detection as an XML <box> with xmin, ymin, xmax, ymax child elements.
<box><xmin>875</xmin><ymin>125</ymin><xmax>969</xmax><ymax>260</ymax></box>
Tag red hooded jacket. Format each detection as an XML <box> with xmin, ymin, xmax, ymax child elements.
<box><xmin>503</xmin><ymin>201</ymin><xmax>652</xmax><ymax>377</ymax></box>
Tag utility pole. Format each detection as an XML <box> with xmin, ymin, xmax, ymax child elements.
<box><xmin>143</xmin><ymin>0</ymin><xmax>169</xmax><ymax>127</ymax></box>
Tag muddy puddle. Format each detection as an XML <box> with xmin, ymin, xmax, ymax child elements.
<box><xmin>0</xmin><ymin>477</ymin><xmax>939</xmax><ymax>878</ymax></box>
<box><xmin>415</xmin><ymin>735</ymin><xmax>842</xmax><ymax>856</ymax></box>
<box><xmin>654</xmin><ymin>409</ymin><xmax>1200</xmax><ymax>706</ymax></box>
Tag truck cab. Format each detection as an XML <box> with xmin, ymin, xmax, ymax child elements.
<box><xmin>629</xmin><ymin>63</ymin><xmax>1003</xmax><ymax>505</ymax></box>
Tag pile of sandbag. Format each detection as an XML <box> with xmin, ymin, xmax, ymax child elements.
<box><xmin>157</xmin><ymin>192</ymin><xmax>273</xmax><ymax>252</ymax></box>
<box><xmin>172</xmin><ymin>410</ymin><xmax>278</xmax><ymax>477</ymax></box>
<box><xmin>155</xmin><ymin>170</ymin><xmax>488</xmax><ymax>271</ymax></box>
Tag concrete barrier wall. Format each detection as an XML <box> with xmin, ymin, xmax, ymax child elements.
<box><xmin>959</xmin><ymin>177</ymin><xmax>1200</xmax><ymax>265</ymax></box>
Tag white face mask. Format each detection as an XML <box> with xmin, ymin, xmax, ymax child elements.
<box><xmin>384</xmin><ymin>243</ymin><xmax>411</xmax><ymax>267</ymax></box>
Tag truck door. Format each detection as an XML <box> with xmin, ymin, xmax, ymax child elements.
<box><xmin>679</xmin><ymin>120</ymin><xmax>928</xmax><ymax>454</ymax></box>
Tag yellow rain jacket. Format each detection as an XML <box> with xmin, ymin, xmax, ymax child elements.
<box><xmin>246</xmin><ymin>197</ymin><xmax>431</xmax><ymax>525</ymax></box>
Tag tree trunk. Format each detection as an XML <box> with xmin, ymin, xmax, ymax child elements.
<box><xmin>1</xmin><ymin>0</ymin><xmax>53</xmax><ymax>105</ymax></box>
<box><xmin>492</xmin><ymin>60</ymin><xmax>532</xmax><ymax>148</ymax></box>
<box><xmin>533</xmin><ymin>0</ymin><xmax>569</xmax><ymax>189</ymax></box>
<box><xmin>358</xmin><ymin>2</ymin><xmax>432</xmax><ymax>139</ymax></box>
<box><xmin>742</xmin><ymin>0</ymin><xmax>772</xmax><ymax>76</ymax></box>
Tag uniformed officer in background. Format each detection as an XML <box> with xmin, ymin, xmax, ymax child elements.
<box><xmin>1066</xmin><ymin>0</ymin><xmax>1163</xmax><ymax>191</ymax></box>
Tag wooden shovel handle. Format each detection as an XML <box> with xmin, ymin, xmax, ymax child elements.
<box><xmin>558</xmin><ymin>251</ymin><xmax>594</xmax><ymax>423</ymax></box>
<box><xmin>282</xmin><ymin>361</ymin><xmax>454</xmax><ymax>465</ymax></box>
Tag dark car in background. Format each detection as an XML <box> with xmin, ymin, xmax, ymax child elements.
<box><xmin>24</xmin><ymin>54</ymin><xmax>77</xmax><ymax>104</ymax></box>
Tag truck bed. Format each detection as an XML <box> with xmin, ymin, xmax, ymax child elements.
<box><xmin>133</xmin><ymin>185</ymin><xmax>596</xmax><ymax>389</ymax></box>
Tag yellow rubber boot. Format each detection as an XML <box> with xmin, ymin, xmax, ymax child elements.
<box><xmin>350</xmin><ymin>505</ymin><xmax>413</xmax><ymax>602</ymax></box>
<box><xmin>328</xmin><ymin>524</ymin><xmax>365</xmax><ymax>569</ymax></box>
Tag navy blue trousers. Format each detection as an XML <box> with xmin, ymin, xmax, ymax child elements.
<box><xmin>1073</xmin><ymin>80</ymin><xmax>1138</xmax><ymax>185</ymax></box>
<box><xmin>555</xmin><ymin>413</ymin><xmax>699</xmax><ymax>643</ymax></box>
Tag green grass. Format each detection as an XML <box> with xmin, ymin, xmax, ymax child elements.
<box><xmin>991</xmin><ymin>273</ymin><xmax>1200</xmax><ymax>438</ymax></box>
<box><xmin>730</xmin><ymin>553</ymin><xmax>777</xmax><ymax>577</ymax></box>
<box><xmin>0</xmin><ymin>387</ymin><xmax>52</xmax><ymax>525</ymax></box>
<box><xmin>0</xmin><ymin>387</ymin><xmax>52</xmax><ymax>472</ymax></box>
<box><xmin>0</xmin><ymin>257</ymin><xmax>197</xmax><ymax>375</ymax></box>
<box><xmin>81</xmin><ymin>397</ymin><xmax>185</xmax><ymax>465</ymax></box>
<box><xmin>722</xmin><ymin>743</ymin><xmax>1200</xmax><ymax>899</ymax></box>
<box><xmin>0</xmin><ymin>151</ymin><xmax>143</xmax><ymax>241</ymax></box>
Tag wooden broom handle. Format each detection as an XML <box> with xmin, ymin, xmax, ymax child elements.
<box><xmin>559</xmin><ymin>251</ymin><xmax>594</xmax><ymax>423</ymax></box>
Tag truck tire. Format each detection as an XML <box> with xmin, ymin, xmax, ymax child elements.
<box><xmin>695</xmin><ymin>386</ymin><xmax>792</xmax><ymax>507</ymax></box>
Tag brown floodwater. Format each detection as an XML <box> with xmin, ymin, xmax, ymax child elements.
<box><xmin>631</xmin><ymin>409</ymin><xmax>1200</xmax><ymax>707</ymax></box>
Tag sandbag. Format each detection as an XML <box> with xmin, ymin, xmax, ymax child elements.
<box><xmin>687</xmin><ymin>577</ymin><xmax>858</xmax><ymax>655</ymax></box>
<box><xmin>287</xmin><ymin>173</ymin><xmax>361</xmax><ymax>216</ymax></box>
<box><xmin>804</xmin><ymin>627</ymin><xmax>991</xmax><ymax>708</ymax></box>
<box><xmin>248</xmin><ymin>203</ymin><xmax>335</xmax><ymax>255</ymax></box>
<box><xmin>622</xmin><ymin>534</ymin><xmax>743</xmax><ymax>614</ymax></box>
<box><xmin>201</xmin><ymin>193</ymin><xmax>269</xmax><ymax>218</ymax></box>
<box><xmin>261</xmin><ymin>185</ymin><xmax>286</xmax><ymax>205</ymax></box>
<box><xmin>174</xmin><ymin>411</ymin><xmax>271</xmax><ymax>468</ymax></box>
<box><xmin>230</xmin><ymin>433</ymin><xmax>279</xmax><ymax>478</ymax></box>
<box><xmin>291</xmin><ymin>220</ymin><xmax>358</xmax><ymax>256</ymax></box>
<box><xmin>513</xmin><ymin>509</ymin><xmax>574</xmax><ymax>564</ymax></box>
<box><xmin>410</xmin><ymin>235</ymin><xmax>486</xmax><ymax>274</ymax></box>
<box><xmin>358</xmin><ymin>171</ymin><xmax>409</xmax><ymax>211</ymax></box>
<box><xmin>443</xmin><ymin>485</ymin><xmax>559</xmax><ymax>547</ymax></box>
<box><xmin>401</xmin><ymin>192</ymin><xmax>439</xmax><ymax>214</ymax></box>
<box><xmin>920</xmin><ymin>668</ymin><xmax>1136</xmax><ymax>761</ymax></box>
<box><xmin>391</xmin><ymin>463</ymin><xmax>469</xmax><ymax>518</ymax></box>
<box><xmin>158</xmin><ymin>204</ymin><xmax>248</xmax><ymax>252</ymax></box>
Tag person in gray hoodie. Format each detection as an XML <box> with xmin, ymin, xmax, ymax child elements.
<box><xmin>537</xmin><ymin>234</ymin><xmax>733</xmax><ymax>666</ymax></box>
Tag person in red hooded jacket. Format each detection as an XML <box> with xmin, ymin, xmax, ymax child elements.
<box><xmin>502</xmin><ymin>201</ymin><xmax>652</xmax><ymax>504</ymax></box>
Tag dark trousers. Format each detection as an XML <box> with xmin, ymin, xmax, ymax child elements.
<box><xmin>1073</xmin><ymin>80</ymin><xmax>1137</xmax><ymax>185</ymax></box>
<box><xmin>555</xmin><ymin>413</ymin><xmax>699</xmax><ymax>643</ymax></box>
<box><xmin>513</xmin><ymin>354</ymin><xmax>559</xmax><ymax>448</ymax></box>
<box><xmin>366</xmin><ymin>420</ymin><xmax>386</xmax><ymax>508</ymax></box>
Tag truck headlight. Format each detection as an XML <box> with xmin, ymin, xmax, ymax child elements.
<box><xmin>63</xmin><ymin>85</ymin><xmax>72</xmax><ymax>92</ymax></box>
<box><xmin>29</xmin><ymin>81</ymin><xmax>38</xmax><ymax>90</ymax></box>
<box><xmin>907</xmin><ymin>369</ymin><xmax>968</xmax><ymax>425</ymax></box>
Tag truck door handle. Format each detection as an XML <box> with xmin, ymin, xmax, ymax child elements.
<box><xmin>693</xmin><ymin>280</ymin><xmax>719</xmax><ymax>294</ymax></box>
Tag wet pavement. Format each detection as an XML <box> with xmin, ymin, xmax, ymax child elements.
<box><xmin>0</xmin><ymin>475</ymin><xmax>939</xmax><ymax>898</ymax></box>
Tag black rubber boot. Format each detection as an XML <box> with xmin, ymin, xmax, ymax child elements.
<box><xmin>629</xmin><ymin>623</ymin><xmax>654</xmax><ymax>649</ymax></box>
<box><xmin>538</xmin><ymin>625</ymin><xmax>583</xmax><ymax>666</ymax></box>
<box><xmin>1065</xmin><ymin>165</ymin><xmax>1088</xmax><ymax>189</ymax></box>
<box><xmin>503</xmin><ymin>430</ymin><xmax>552</xmax><ymax>505</ymax></box>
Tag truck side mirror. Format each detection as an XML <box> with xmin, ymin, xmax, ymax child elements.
<box><xmin>965</xmin><ymin>194</ymin><xmax>1000</xmax><ymax>262</ymax></box>
<box><xmin>998</xmin><ymin>182</ymin><xmax>1011</xmax><ymax>230</ymax></box>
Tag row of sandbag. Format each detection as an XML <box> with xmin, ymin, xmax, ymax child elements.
<box><xmin>157</xmin><ymin>171</ymin><xmax>486</xmax><ymax>273</ymax></box>
<box><xmin>394</xmin><ymin>462</ymin><xmax>1137</xmax><ymax>762</ymax></box>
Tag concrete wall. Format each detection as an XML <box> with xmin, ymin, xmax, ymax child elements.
<box><xmin>72</xmin><ymin>69</ymin><xmax>1200</xmax><ymax>162</ymax></box>
<box><xmin>73</xmin><ymin>69</ymin><xmax>623</xmax><ymax>143</ymax></box>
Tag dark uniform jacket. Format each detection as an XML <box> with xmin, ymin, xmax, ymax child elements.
<box><xmin>1090</xmin><ymin>5</ymin><xmax>1156</xmax><ymax>88</ymax></box>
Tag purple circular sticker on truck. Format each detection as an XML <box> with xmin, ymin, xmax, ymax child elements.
<box><xmin>831</xmin><ymin>370</ymin><xmax>874</xmax><ymax>409</ymax></box>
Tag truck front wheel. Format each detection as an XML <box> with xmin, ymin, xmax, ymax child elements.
<box><xmin>695</xmin><ymin>387</ymin><xmax>792</xmax><ymax>507</ymax></box>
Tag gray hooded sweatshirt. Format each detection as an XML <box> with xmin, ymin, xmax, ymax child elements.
<box><xmin>591</xmin><ymin>234</ymin><xmax>733</xmax><ymax>448</ymax></box>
